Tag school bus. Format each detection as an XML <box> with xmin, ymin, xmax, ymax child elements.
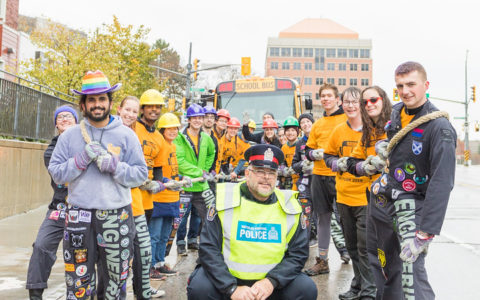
<box><xmin>213</xmin><ymin>77</ymin><xmax>311</xmax><ymax>128</ymax></box>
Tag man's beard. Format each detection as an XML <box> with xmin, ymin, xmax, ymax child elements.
<box><xmin>85</xmin><ymin>106</ymin><xmax>110</xmax><ymax>122</ymax></box>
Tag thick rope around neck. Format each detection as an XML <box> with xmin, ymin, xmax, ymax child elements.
<box><xmin>80</xmin><ymin>120</ymin><xmax>92</xmax><ymax>144</ymax></box>
<box><xmin>386</xmin><ymin>111</ymin><xmax>449</xmax><ymax>155</ymax></box>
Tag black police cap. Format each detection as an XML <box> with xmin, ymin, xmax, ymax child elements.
<box><xmin>244</xmin><ymin>144</ymin><xmax>284</xmax><ymax>170</ymax></box>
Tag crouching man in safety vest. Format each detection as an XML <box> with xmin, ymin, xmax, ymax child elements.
<box><xmin>187</xmin><ymin>144</ymin><xmax>317</xmax><ymax>300</ymax></box>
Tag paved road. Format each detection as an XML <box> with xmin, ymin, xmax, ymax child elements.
<box><xmin>1</xmin><ymin>165</ymin><xmax>479</xmax><ymax>299</ymax></box>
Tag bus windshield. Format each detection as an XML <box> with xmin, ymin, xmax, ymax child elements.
<box><xmin>217</xmin><ymin>90</ymin><xmax>295</xmax><ymax>125</ymax></box>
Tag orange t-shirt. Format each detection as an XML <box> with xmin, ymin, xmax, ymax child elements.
<box><xmin>281</xmin><ymin>142</ymin><xmax>299</xmax><ymax>190</ymax></box>
<box><xmin>152</xmin><ymin>135</ymin><xmax>180</xmax><ymax>203</ymax></box>
<box><xmin>217</xmin><ymin>135</ymin><xmax>250</xmax><ymax>173</ymax></box>
<box><xmin>306</xmin><ymin>113</ymin><xmax>347</xmax><ymax>176</ymax></box>
<box><xmin>325</xmin><ymin>122</ymin><xmax>369</xmax><ymax>206</ymax></box>
<box><xmin>401</xmin><ymin>107</ymin><xmax>415</xmax><ymax>128</ymax></box>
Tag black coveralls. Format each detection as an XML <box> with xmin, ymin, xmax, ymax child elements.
<box><xmin>187</xmin><ymin>183</ymin><xmax>317</xmax><ymax>300</ymax></box>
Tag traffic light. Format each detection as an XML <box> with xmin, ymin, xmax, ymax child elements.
<box><xmin>472</xmin><ymin>86</ymin><xmax>476</xmax><ymax>103</ymax></box>
<box><xmin>241</xmin><ymin>57</ymin><xmax>251</xmax><ymax>76</ymax></box>
<box><xmin>193</xmin><ymin>59</ymin><xmax>199</xmax><ymax>80</ymax></box>
<box><xmin>393</xmin><ymin>88</ymin><xmax>399</xmax><ymax>101</ymax></box>
<box><xmin>475</xmin><ymin>121</ymin><xmax>479</xmax><ymax>132</ymax></box>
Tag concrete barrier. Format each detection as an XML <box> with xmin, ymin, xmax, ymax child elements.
<box><xmin>0</xmin><ymin>139</ymin><xmax>51</xmax><ymax>219</ymax></box>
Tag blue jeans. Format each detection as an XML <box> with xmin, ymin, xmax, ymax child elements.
<box><xmin>176</xmin><ymin>204</ymin><xmax>201</xmax><ymax>245</ymax></box>
<box><xmin>148</xmin><ymin>216</ymin><xmax>173</xmax><ymax>267</ymax></box>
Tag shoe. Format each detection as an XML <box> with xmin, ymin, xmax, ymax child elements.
<box><xmin>151</xmin><ymin>287</ymin><xmax>166</xmax><ymax>298</ymax></box>
<box><xmin>150</xmin><ymin>267</ymin><xmax>167</xmax><ymax>281</ymax></box>
<box><xmin>341</xmin><ymin>252</ymin><xmax>351</xmax><ymax>264</ymax></box>
<box><xmin>309</xmin><ymin>238</ymin><xmax>318</xmax><ymax>248</ymax></box>
<box><xmin>339</xmin><ymin>289</ymin><xmax>360</xmax><ymax>300</ymax></box>
<box><xmin>177</xmin><ymin>244</ymin><xmax>187</xmax><ymax>256</ymax></box>
<box><xmin>359</xmin><ymin>297</ymin><xmax>375</xmax><ymax>300</ymax></box>
<box><xmin>156</xmin><ymin>264</ymin><xmax>178</xmax><ymax>276</ymax></box>
<box><xmin>304</xmin><ymin>257</ymin><xmax>329</xmax><ymax>276</ymax></box>
<box><xmin>29</xmin><ymin>289</ymin><xmax>44</xmax><ymax>300</ymax></box>
<box><xmin>187</xmin><ymin>242</ymin><xmax>199</xmax><ymax>250</ymax></box>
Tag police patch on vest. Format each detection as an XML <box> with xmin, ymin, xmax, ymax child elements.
<box><xmin>207</xmin><ymin>206</ymin><xmax>217</xmax><ymax>221</ymax></box>
<box><xmin>236</xmin><ymin>221</ymin><xmax>281</xmax><ymax>243</ymax></box>
<box><xmin>412</xmin><ymin>140</ymin><xmax>423</xmax><ymax>155</ymax></box>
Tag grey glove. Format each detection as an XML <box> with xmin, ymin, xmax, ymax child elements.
<box><xmin>375</xmin><ymin>140</ymin><xmax>389</xmax><ymax>161</ymax></box>
<box><xmin>85</xmin><ymin>141</ymin><xmax>107</xmax><ymax>160</ymax></box>
<box><xmin>182</xmin><ymin>176</ymin><xmax>193</xmax><ymax>188</ymax></box>
<box><xmin>286</xmin><ymin>167</ymin><xmax>296</xmax><ymax>176</ymax></box>
<box><xmin>139</xmin><ymin>180</ymin><xmax>165</xmax><ymax>194</ymax></box>
<box><xmin>310</xmin><ymin>149</ymin><xmax>324</xmax><ymax>161</ymax></box>
<box><xmin>301</xmin><ymin>160</ymin><xmax>313</xmax><ymax>175</ymax></box>
<box><xmin>370</xmin><ymin>156</ymin><xmax>386</xmax><ymax>171</ymax></box>
<box><xmin>361</xmin><ymin>156</ymin><xmax>377</xmax><ymax>176</ymax></box>
<box><xmin>278</xmin><ymin>165</ymin><xmax>287</xmax><ymax>177</ymax></box>
<box><xmin>337</xmin><ymin>156</ymin><xmax>349</xmax><ymax>172</ymax></box>
<box><xmin>242</xmin><ymin>111</ymin><xmax>250</xmax><ymax>125</ymax></box>
<box><xmin>167</xmin><ymin>180</ymin><xmax>183</xmax><ymax>191</ymax></box>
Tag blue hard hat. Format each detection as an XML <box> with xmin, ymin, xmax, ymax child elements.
<box><xmin>186</xmin><ymin>103</ymin><xmax>205</xmax><ymax>118</ymax></box>
<box><xmin>203</xmin><ymin>106</ymin><xmax>217</xmax><ymax>115</ymax></box>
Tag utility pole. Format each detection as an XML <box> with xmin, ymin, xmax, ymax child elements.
<box><xmin>464</xmin><ymin>50</ymin><xmax>470</xmax><ymax>166</ymax></box>
<box><xmin>185</xmin><ymin>42</ymin><xmax>192</xmax><ymax>102</ymax></box>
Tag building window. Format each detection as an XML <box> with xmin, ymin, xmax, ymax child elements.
<box><xmin>315</xmin><ymin>63</ymin><xmax>324</xmax><ymax>71</ymax></box>
<box><xmin>350</xmin><ymin>64</ymin><xmax>357</xmax><ymax>71</ymax></box>
<box><xmin>304</xmin><ymin>48</ymin><xmax>313</xmax><ymax>57</ymax></box>
<box><xmin>337</xmin><ymin>49</ymin><xmax>347</xmax><ymax>58</ymax></box>
<box><xmin>270</xmin><ymin>62</ymin><xmax>279</xmax><ymax>70</ymax></box>
<box><xmin>315</xmin><ymin>48</ymin><xmax>325</xmax><ymax>57</ymax></box>
<box><xmin>293</xmin><ymin>77</ymin><xmax>301</xmax><ymax>84</ymax></box>
<box><xmin>327</xmin><ymin>78</ymin><xmax>335</xmax><ymax>84</ymax></box>
<box><xmin>339</xmin><ymin>63</ymin><xmax>346</xmax><ymax>71</ymax></box>
<box><xmin>360</xmin><ymin>49</ymin><xmax>370</xmax><ymax>58</ymax></box>
<box><xmin>350</xmin><ymin>78</ymin><xmax>358</xmax><ymax>86</ymax></box>
<box><xmin>315</xmin><ymin>78</ymin><xmax>324</xmax><ymax>85</ymax></box>
<box><xmin>349</xmin><ymin>49</ymin><xmax>359</xmax><ymax>58</ymax></box>
<box><xmin>304</xmin><ymin>63</ymin><xmax>312</xmax><ymax>70</ymax></box>
<box><xmin>361</xmin><ymin>79</ymin><xmax>369</xmax><ymax>86</ymax></box>
<box><xmin>292</xmin><ymin>48</ymin><xmax>302</xmax><ymax>57</ymax></box>
<box><xmin>293</xmin><ymin>62</ymin><xmax>301</xmax><ymax>70</ymax></box>
<box><xmin>327</xmin><ymin>63</ymin><xmax>335</xmax><ymax>71</ymax></box>
<box><xmin>305</xmin><ymin>78</ymin><xmax>312</xmax><ymax>85</ymax></box>
<box><xmin>281</xmin><ymin>48</ymin><xmax>291</xmax><ymax>57</ymax></box>
<box><xmin>304</xmin><ymin>92</ymin><xmax>312</xmax><ymax>100</ymax></box>
<box><xmin>316</xmin><ymin>93</ymin><xmax>319</xmax><ymax>100</ymax></box>
<box><xmin>269</xmin><ymin>47</ymin><xmax>280</xmax><ymax>57</ymax></box>
<box><xmin>326</xmin><ymin>48</ymin><xmax>336</xmax><ymax>58</ymax></box>
<box><xmin>282</xmin><ymin>62</ymin><xmax>290</xmax><ymax>70</ymax></box>
<box><xmin>361</xmin><ymin>64</ymin><xmax>369</xmax><ymax>71</ymax></box>
<box><xmin>338</xmin><ymin>78</ymin><xmax>346</xmax><ymax>86</ymax></box>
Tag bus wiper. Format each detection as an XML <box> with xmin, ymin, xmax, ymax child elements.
<box><xmin>224</xmin><ymin>92</ymin><xmax>237</xmax><ymax>109</ymax></box>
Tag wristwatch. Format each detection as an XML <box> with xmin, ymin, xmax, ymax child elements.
<box><xmin>226</xmin><ymin>284</ymin><xmax>237</xmax><ymax>298</ymax></box>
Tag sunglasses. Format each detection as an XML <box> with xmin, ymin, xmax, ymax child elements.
<box><xmin>362</xmin><ymin>97</ymin><xmax>382</xmax><ymax>105</ymax></box>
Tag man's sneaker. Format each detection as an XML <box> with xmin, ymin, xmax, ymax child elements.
<box><xmin>305</xmin><ymin>257</ymin><xmax>329</xmax><ymax>276</ymax></box>
<box><xmin>187</xmin><ymin>242</ymin><xmax>199</xmax><ymax>250</ymax></box>
<box><xmin>339</xmin><ymin>289</ymin><xmax>360</xmax><ymax>300</ymax></box>
<box><xmin>309</xmin><ymin>238</ymin><xmax>318</xmax><ymax>248</ymax></box>
<box><xmin>156</xmin><ymin>264</ymin><xmax>178</xmax><ymax>276</ymax></box>
<box><xmin>177</xmin><ymin>244</ymin><xmax>187</xmax><ymax>256</ymax></box>
<box><xmin>340</xmin><ymin>252</ymin><xmax>351</xmax><ymax>264</ymax></box>
<box><xmin>149</xmin><ymin>267</ymin><xmax>167</xmax><ymax>281</ymax></box>
<box><xmin>151</xmin><ymin>287</ymin><xmax>166</xmax><ymax>298</ymax></box>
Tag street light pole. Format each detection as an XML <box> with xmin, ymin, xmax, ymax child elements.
<box><xmin>464</xmin><ymin>50</ymin><xmax>470</xmax><ymax>166</ymax></box>
<box><xmin>185</xmin><ymin>42</ymin><xmax>192</xmax><ymax>102</ymax></box>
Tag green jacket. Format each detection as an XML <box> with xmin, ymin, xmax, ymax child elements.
<box><xmin>174</xmin><ymin>129</ymin><xmax>216</xmax><ymax>192</ymax></box>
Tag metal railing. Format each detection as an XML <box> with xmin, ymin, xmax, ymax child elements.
<box><xmin>0</xmin><ymin>70</ymin><xmax>79</xmax><ymax>141</ymax></box>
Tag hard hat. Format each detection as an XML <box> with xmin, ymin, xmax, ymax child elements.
<box><xmin>139</xmin><ymin>89</ymin><xmax>165</xmax><ymax>106</ymax></box>
<box><xmin>262</xmin><ymin>119</ymin><xmax>278</xmax><ymax>129</ymax></box>
<box><xmin>157</xmin><ymin>113</ymin><xmax>181</xmax><ymax>129</ymax></box>
<box><xmin>204</xmin><ymin>106</ymin><xmax>217</xmax><ymax>115</ymax></box>
<box><xmin>186</xmin><ymin>103</ymin><xmax>205</xmax><ymax>118</ymax></box>
<box><xmin>283</xmin><ymin>116</ymin><xmax>299</xmax><ymax>127</ymax></box>
<box><xmin>227</xmin><ymin>117</ymin><xmax>241</xmax><ymax>128</ymax></box>
<box><xmin>216</xmin><ymin>109</ymin><xmax>230</xmax><ymax>120</ymax></box>
<box><xmin>247</xmin><ymin>119</ymin><xmax>256</xmax><ymax>129</ymax></box>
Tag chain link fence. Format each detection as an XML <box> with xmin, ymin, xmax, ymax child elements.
<box><xmin>0</xmin><ymin>72</ymin><xmax>79</xmax><ymax>141</ymax></box>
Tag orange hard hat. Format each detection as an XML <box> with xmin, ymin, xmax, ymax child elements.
<box><xmin>262</xmin><ymin>119</ymin><xmax>278</xmax><ymax>129</ymax></box>
<box><xmin>217</xmin><ymin>109</ymin><xmax>231</xmax><ymax>120</ymax></box>
<box><xmin>227</xmin><ymin>117</ymin><xmax>241</xmax><ymax>128</ymax></box>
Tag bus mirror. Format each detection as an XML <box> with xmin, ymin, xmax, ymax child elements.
<box><xmin>305</xmin><ymin>98</ymin><xmax>313</xmax><ymax>110</ymax></box>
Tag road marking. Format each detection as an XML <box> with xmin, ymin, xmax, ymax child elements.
<box><xmin>0</xmin><ymin>277</ymin><xmax>23</xmax><ymax>291</ymax></box>
<box><xmin>440</xmin><ymin>232</ymin><xmax>480</xmax><ymax>257</ymax></box>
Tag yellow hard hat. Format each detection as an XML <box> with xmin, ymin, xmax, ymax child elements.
<box><xmin>139</xmin><ymin>89</ymin><xmax>165</xmax><ymax>106</ymax></box>
<box><xmin>157</xmin><ymin>113</ymin><xmax>181</xmax><ymax>129</ymax></box>
<box><xmin>248</xmin><ymin>119</ymin><xmax>256</xmax><ymax>129</ymax></box>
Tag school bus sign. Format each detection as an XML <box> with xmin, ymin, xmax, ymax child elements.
<box><xmin>236</xmin><ymin>78</ymin><xmax>276</xmax><ymax>93</ymax></box>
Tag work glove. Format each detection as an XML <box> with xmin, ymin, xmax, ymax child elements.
<box><xmin>400</xmin><ymin>233</ymin><xmax>433</xmax><ymax>263</ymax></box>
<box><xmin>202</xmin><ymin>170</ymin><xmax>216</xmax><ymax>182</ymax></box>
<box><xmin>375</xmin><ymin>140</ymin><xmax>389</xmax><ymax>161</ymax></box>
<box><xmin>356</xmin><ymin>155</ymin><xmax>377</xmax><ymax>176</ymax></box>
<box><xmin>85</xmin><ymin>141</ymin><xmax>107</xmax><ymax>160</ymax></box>
<box><xmin>278</xmin><ymin>165</ymin><xmax>287</xmax><ymax>177</ymax></box>
<box><xmin>96</xmin><ymin>152</ymin><xmax>119</xmax><ymax>173</ymax></box>
<box><xmin>139</xmin><ymin>180</ymin><xmax>166</xmax><ymax>194</ymax></box>
<box><xmin>301</xmin><ymin>160</ymin><xmax>313</xmax><ymax>175</ymax></box>
<box><xmin>370</xmin><ymin>156</ymin><xmax>386</xmax><ymax>171</ymax></box>
<box><xmin>182</xmin><ymin>176</ymin><xmax>193</xmax><ymax>188</ymax></box>
<box><xmin>309</xmin><ymin>149</ymin><xmax>324</xmax><ymax>161</ymax></box>
<box><xmin>230</xmin><ymin>172</ymin><xmax>238</xmax><ymax>181</ymax></box>
<box><xmin>74</xmin><ymin>150</ymin><xmax>93</xmax><ymax>170</ymax></box>
<box><xmin>167</xmin><ymin>179</ymin><xmax>183</xmax><ymax>191</ymax></box>
<box><xmin>337</xmin><ymin>156</ymin><xmax>349</xmax><ymax>172</ymax></box>
<box><xmin>217</xmin><ymin>172</ymin><xmax>227</xmax><ymax>181</ymax></box>
<box><xmin>286</xmin><ymin>167</ymin><xmax>296</xmax><ymax>176</ymax></box>
<box><xmin>242</xmin><ymin>111</ymin><xmax>250</xmax><ymax>125</ymax></box>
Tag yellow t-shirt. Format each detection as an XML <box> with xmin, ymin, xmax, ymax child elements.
<box><xmin>281</xmin><ymin>142</ymin><xmax>299</xmax><ymax>190</ymax></box>
<box><xmin>401</xmin><ymin>107</ymin><xmax>415</xmax><ymax>128</ymax></box>
<box><xmin>187</xmin><ymin>130</ymin><xmax>199</xmax><ymax>154</ymax></box>
<box><xmin>152</xmin><ymin>135</ymin><xmax>180</xmax><ymax>203</ymax></box>
<box><xmin>306</xmin><ymin>113</ymin><xmax>347</xmax><ymax>176</ymax></box>
<box><xmin>217</xmin><ymin>135</ymin><xmax>250</xmax><ymax>173</ymax></box>
<box><xmin>325</xmin><ymin>122</ymin><xmax>369</xmax><ymax>206</ymax></box>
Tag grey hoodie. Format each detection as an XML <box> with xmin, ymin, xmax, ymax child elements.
<box><xmin>48</xmin><ymin>115</ymin><xmax>148</xmax><ymax>209</ymax></box>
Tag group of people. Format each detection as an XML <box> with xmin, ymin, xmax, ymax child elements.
<box><xmin>25</xmin><ymin>61</ymin><xmax>456</xmax><ymax>300</ymax></box>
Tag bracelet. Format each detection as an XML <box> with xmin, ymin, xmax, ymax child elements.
<box><xmin>416</xmin><ymin>230</ymin><xmax>434</xmax><ymax>240</ymax></box>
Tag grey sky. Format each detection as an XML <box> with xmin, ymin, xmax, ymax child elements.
<box><xmin>19</xmin><ymin>0</ymin><xmax>480</xmax><ymax>139</ymax></box>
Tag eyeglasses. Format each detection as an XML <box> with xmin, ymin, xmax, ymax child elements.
<box><xmin>57</xmin><ymin>114</ymin><xmax>75</xmax><ymax>121</ymax></box>
<box><xmin>343</xmin><ymin>100</ymin><xmax>360</xmax><ymax>106</ymax></box>
<box><xmin>250</xmin><ymin>168</ymin><xmax>277</xmax><ymax>179</ymax></box>
<box><xmin>362</xmin><ymin>97</ymin><xmax>382</xmax><ymax>106</ymax></box>
<box><xmin>204</xmin><ymin>115</ymin><xmax>216</xmax><ymax>120</ymax></box>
